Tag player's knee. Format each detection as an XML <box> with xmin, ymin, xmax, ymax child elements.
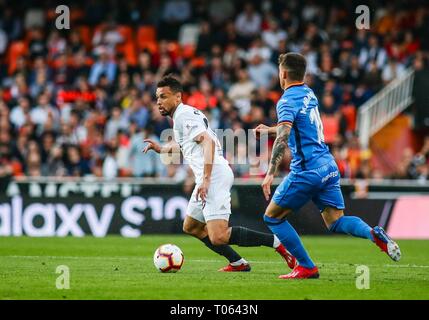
<box><xmin>182</xmin><ymin>224</ymin><xmax>191</xmax><ymax>234</ymax></box>
<box><xmin>264</xmin><ymin>208</ymin><xmax>292</xmax><ymax>220</ymax></box>
<box><xmin>209</xmin><ymin>232</ymin><xmax>229</xmax><ymax>246</ymax></box>
<box><xmin>182</xmin><ymin>223</ymin><xmax>199</xmax><ymax>237</ymax></box>
<box><xmin>322</xmin><ymin>208</ymin><xmax>344</xmax><ymax>230</ymax></box>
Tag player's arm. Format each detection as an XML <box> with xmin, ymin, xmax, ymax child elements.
<box><xmin>194</xmin><ymin>131</ymin><xmax>215</xmax><ymax>203</ymax></box>
<box><xmin>261</xmin><ymin>122</ymin><xmax>292</xmax><ymax>200</ymax></box>
<box><xmin>142</xmin><ymin>139</ymin><xmax>181</xmax><ymax>154</ymax></box>
<box><xmin>268</xmin><ymin>123</ymin><xmax>291</xmax><ymax>175</ymax></box>
<box><xmin>253</xmin><ymin>124</ymin><xmax>277</xmax><ymax>139</ymax></box>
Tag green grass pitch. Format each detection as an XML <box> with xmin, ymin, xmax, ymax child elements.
<box><xmin>0</xmin><ymin>235</ymin><xmax>428</xmax><ymax>300</ymax></box>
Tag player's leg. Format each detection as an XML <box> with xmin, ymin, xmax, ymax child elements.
<box><xmin>321</xmin><ymin>206</ymin><xmax>401</xmax><ymax>261</ymax></box>
<box><xmin>184</xmin><ymin>185</ymin><xmax>246</xmax><ymax>267</ymax></box>
<box><xmin>227</xmin><ymin>223</ymin><xmax>296</xmax><ymax>268</ymax></box>
<box><xmin>182</xmin><ymin>216</ymin><xmax>244</xmax><ymax>265</ymax></box>
<box><xmin>321</xmin><ymin>207</ymin><xmax>373</xmax><ymax>240</ymax></box>
<box><xmin>203</xmin><ymin>169</ymin><xmax>296</xmax><ymax>269</ymax></box>
<box><xmin>264</xmin><ymin>201</ymin><xmax>318</xmax><ymax>279</ymax></box>
<box><xmin>314</xmin><ymin>160</ymin><xmax>373</xmax><ymax>241</ymax></box>
<box><xmin>315</xmin><ymin>161</ymin><xmax>401</xmax><ymax>261</ymax></box>
<box><xmin>263</xmin><ymin>172</ymin><xmax>319</xmax><ymax>279</ymax></box>
<box><xmin>204</xmin><ymin>219</ymin><xmax>250</xmax><ymax>271</ymax></box>
<box><xmin>206</xmin><ymin>217</ymin><xmax>279</xmax><ymax>248</ymax></box>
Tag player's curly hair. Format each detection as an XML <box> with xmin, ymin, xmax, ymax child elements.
<box><xmin>278</xmin><ymin>53</ymin><xmax>307</xmax><ymax>82</ymax></box>
<box><xmin>157</xmin><ymin>74</ymin><xmax>183</xmax><ymax>93</ymax></box>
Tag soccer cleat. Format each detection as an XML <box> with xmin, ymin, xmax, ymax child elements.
<box><xmin>278</xmin><ymin>265</ymin><xmax>320</xmax><ymax>279</ymax></box>
<box><xmin>371</xmin><ymin>226</ymin><xmax>401</xmax><ymax>262</ymax></box>
<box><xmin>275</xmin><ymin>244</ymin><xmax>298</xmax><ymax>269</ymax></box>
<box><xmin>218</xmin><ymin>263</ymin><xmax>251</xmax><ymax>272</ymax></box>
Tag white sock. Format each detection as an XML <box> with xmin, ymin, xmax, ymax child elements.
<box><xmin>273</xmin><ymin>235</ymin><xmax>281</xmax><ymax>248</ymax></box>
<box><xmin>230</xmin><ymin>258</ymin><xmax>247</xmax><ymax>266</ymax></box>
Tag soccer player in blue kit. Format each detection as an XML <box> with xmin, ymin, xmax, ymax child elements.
<box><xmin>254</xmin><ymin>53</ymin><xmax>401</xmax><ymax>279</ymax></box>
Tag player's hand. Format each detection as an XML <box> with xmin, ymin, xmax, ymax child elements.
<box><xmin>253</xmin><ymin>124</ymin><xmax>271</xmax><ymax>140</ymax></box>
<box><xmin>143</xmin><ymin>139</ymin><xmax>161</xmax><ymax>154</ymax></box>
<box><xmin>261</xmin><ymin>174</ymin><xmax>274</xmax><ymax>201</ymax></box>
<box><xmin>196</xmin><ymin>180</ymin><xmax>209</xmax><ymax>204</ymax></box>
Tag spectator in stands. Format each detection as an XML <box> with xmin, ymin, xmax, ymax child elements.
<box><xmin>247</xmin><ymin>53</ymin><xmax>277</xmax><ymax>89</ymax></box>
<box><xmin>10</xmin><ymin>96</ymin><xmax>31</xmax><ymax>129</ymax></box>
<box><xmin>25</xmin><ymin>140</ymin><xmax>42</xmax><ymax>177</ymax></box>
<box><xmin>187</xmin><ymin>80</ymin><xmax>218</xmax><ymax>111</ymax></box>
<box><xmin>228</xmin><ymin>69</ymin><xmax>255</xmax><ymax>116</ymax></box>
<box><xmin>196</xmin><ymin>21</ymin><xmax>214</xmax><ymax>57</ymax></box>
<box><xmin>247</xmin><ymin>37</ymin><xmax>272</xmax><ymax>63</ymax></box>
<box><xmin>28</xmin><ymin>28</ymin><xmax>48</xmax><ymax>60</ymax></box>
<box><xmin>128</xmin><ymin>125</ymin><xmax>165</xmax><ymax>177</ymax></box>
<box><xmin>160</xmin><ymin>0</ymin><xmax>191</xmax><ymax>40</ymax></box>
<box><xmin>162</xmin><ymin>0</ymin><xmax>191</xmax><ymax>23</ymax></box>
<box><xmin>208</xmin><ymin>0</ymin><xmax>235</xmax><ymax>26</ymax></box>
<box><xmin>0</xmin><ymin>7</ymin><xmax>22</xmax><ymax>41</ymax></box>
<box><xmin>235</xmin><ymin>2</ymin><xmax>262</xmax><ymax>47</ymax></box>
<box><xmin>102</xmin><ymin>144</ymin><xmax>119</xmax><ymax>179</ymax></box>
<box><xmin>0</xmin><ymin>28</ymin><xmax>7</xmax><ymax>56</ymax></box>
<box><xmin>344</xmin><ymin>55</ymin><xmax>363</xmax><ymax>87</ymax></box>
<box><xmin>262</xmin><ymin>18</ymin><xmax>287</xmax><ymax>51</ymax></box>
<box><xmin>382</xmin><ymin>58</ymin><xmax>406</xmax><ymax>84</ymax></box>
<box><xmin>0</xmin><ymin>0</ymin><xmax>428</xmax><ymax>180</ymax></box>
<box><xmin>31</xmin><ymin>93</ymin><xmax>60</xmax><ymax>133</ymax></box>
<box><xmin>92</xmin><ymin>22</ymin><xmax>124</xmax><ymax>58</ymax></box>
<box><xmin>65</xmin><ymin>144</ymin><xmax>91</xmax><ymax>176</ymax></box>
<box><xmin>105</xmin><ymin>106</ymin><xmax>129</xmax><ymax>141</ymax></box>
<box><xmin>359</xmin><ymin>34</ymin><xmax>387</xmax><ymax>70</ymax></box>
<box><xmin>89</xmin><ymin>47</ymin><xmax>117</xmax><ymax>86</ymax></box>
<box><xmin>42</xmin><ymin>144</ymin><xmax>66</xmax><ymax>177</ymax></box>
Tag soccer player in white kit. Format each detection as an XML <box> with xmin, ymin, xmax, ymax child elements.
<box><xmin>143</xmin><ymin>75</ymin><xmax>296</xmax><ymax>271</ymax></box>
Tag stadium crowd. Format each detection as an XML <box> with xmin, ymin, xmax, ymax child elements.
<box><xmin>0</xmin><ymin>0</ymin><xmax>429</xmax><ymax>182</ymax></box>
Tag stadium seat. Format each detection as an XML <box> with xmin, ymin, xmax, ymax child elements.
<box><xmin>7</xmin><ymin>41</ymin><xmax>28</xmax><ymax>74</ymax></box>
<box><xmin>182</xmin><ymin>44</ymin><xmax>196</xmax><ymax>59</ymax></box>
<box><xmin>191</xmin><ymin>57</ymin><xmax>205</xmax><ymax>68</ymax></box>
<box><xmin>70</xmin><ymin>9</ymin><xmax>84</xmax><ymax>22</ymax></box>
<box><xmin>321</xmin><ymin>114</ymin><xmax>340</xmax><ymax>144</ymax></box>
<box><xmin>137</xmin><ymin>26</ymin><xmax>157</xmax><ymax>50</ymax></box>
<box><xmin>117</xmin><ymin>25</ymin><xmax>133</xmax><ymax>43</ymax></box>
<box><xmin>268</xmin><ymin>91</ymin><xmax>281</xmax><ymax>103</ymax></box>
<box><xmin>167</xmin><ymin>41</ymin><xmax>181</xmax><ymax>57</ymax></box>
<box><xmin>78</xmin><ymin>26</ymin><xmax>93</xmax><ymax>51</ymax></box>
<box><xmin>46</xmin><ymin>8</ymin><xmax>56</xmax><ymax>21</ymax></box>
<box><xmin>116</xmin><ymin>25</ymin><xmax>137</xmax><ymax>65</ymax></box>
<box><xmin>341</xmin><ymin>104</ymin><xmax>357</xmax><ymax>132</ymax></box>
<box><xmin>139</xmin><ymin>41</ymin><xmax>158</xmax><ymax>54</ymax></box>
<box><xmin>122</xmin><ymin>41</ymin><xmax>138</xmax><ymax>66</ymax></box>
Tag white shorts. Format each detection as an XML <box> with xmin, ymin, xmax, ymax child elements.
<box><xmin>186</xmin><ymin>165</ymin><xmax>234</xmax><ymax>223</ymax></box>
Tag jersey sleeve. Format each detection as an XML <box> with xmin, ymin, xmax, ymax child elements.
<box><xmin>177</xmin><ymin>112</ymin><xmax>207</xmax><ymax>140</ymax></box>
<box><xmin>277</xmin><ymin>98</ymin><xmax>298</xmax><ymax>127</ymax></box>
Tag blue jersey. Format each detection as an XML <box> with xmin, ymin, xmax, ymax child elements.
<box><xmin>276</xmin><ymin>82</ymin><xmax>334</xmax><ymax>172</ymax></box>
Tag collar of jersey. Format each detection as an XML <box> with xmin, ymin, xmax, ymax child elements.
<box><xmin>284</xmin><ymin>82</ymin><xmax>305</xmax><ymax>91</ymax></box>
<box><xmin>172</xmin><ymin>103</ymin><xmax>184</xmax><ymax>120</ymax></box>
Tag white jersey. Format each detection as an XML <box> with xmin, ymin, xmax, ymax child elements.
<box><xmin>172</xmin><ymin>103</ymin><xmax>230</xmax><ymax>184</ymax></box>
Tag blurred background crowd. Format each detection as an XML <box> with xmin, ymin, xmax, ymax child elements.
<box><xmin>0</xmin><ymin>0</ymin><xmax>429</xmax><ymax>182</ymax></box>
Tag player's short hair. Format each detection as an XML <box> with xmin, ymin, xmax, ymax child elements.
<box><xmin>157</xmin><ymin>74</ymin><xmax>183</xmax><ymax>93</ymax></box>
<box><xmin>278</xmin><ymin>53</ymin><xmax>307</xmax><ymax>82</ymax></box>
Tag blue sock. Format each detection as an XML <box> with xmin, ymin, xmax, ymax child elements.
<box><xmin>329</xmin><ymin>216</ymin><xmax>374</xmax><ymax>241</ymax></box>
<box><xmin>263</xmin><ymin>215</ymin><xmax>315</xmax><ymax>269</ymax></box>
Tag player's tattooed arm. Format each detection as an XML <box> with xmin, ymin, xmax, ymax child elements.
<box><xmin>253</xmin><ymin>124</ymin><xmax>277</xmax><ymax>138</ymax></box>
<box><xmin>267</xmin><ymin>123</ymin><xmax>291</xmax><ymax>175</ymax></box>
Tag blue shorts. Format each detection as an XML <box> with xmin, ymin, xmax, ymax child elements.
<box><xmin>272</xmin><ymin>160</ymin><xmax>345</xmax><ymax>212</ymax></box>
